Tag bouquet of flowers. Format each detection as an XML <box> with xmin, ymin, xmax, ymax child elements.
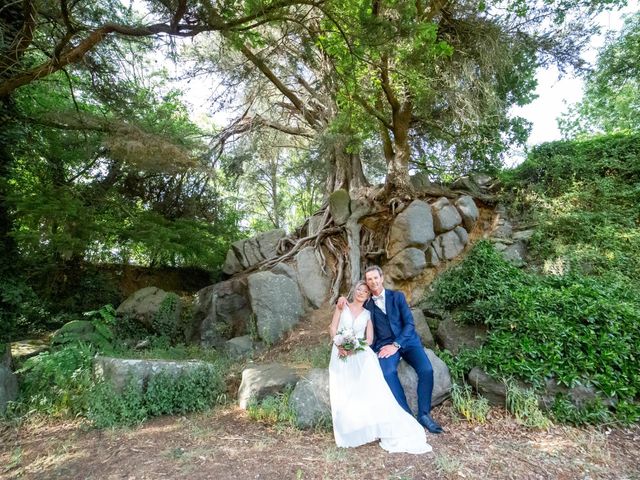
<box><xmin>333</xmin><ymin>327</ymin><xmax>368</xmax><ymax>360</ymax></box>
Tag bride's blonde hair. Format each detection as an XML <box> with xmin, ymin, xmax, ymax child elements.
<box><xmin>348</xmin><ymin>280</ymin><xmax>370</xmax><ymax>302</ymax></box>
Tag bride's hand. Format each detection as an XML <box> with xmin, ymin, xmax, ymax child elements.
<box><xmin>336</xmin><ymin>296</ymin><xmax>348</xmax><ymax>309</ymax></box>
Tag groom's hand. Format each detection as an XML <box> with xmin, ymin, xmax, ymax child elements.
<box><xmin>336</xmin><ymin>296</ymin><xmax>348</xmax><ymax>309</ymax></box>
<box><xmin>378</xmin><ymin>344</ymin><xmax>400</xmax><ymax>358</ymax></box>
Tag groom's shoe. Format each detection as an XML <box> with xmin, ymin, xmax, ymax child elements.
<box><xmin>418</xmin><ymin>414</ymin><xmax>444</xmax><ymax>434</ymax></box>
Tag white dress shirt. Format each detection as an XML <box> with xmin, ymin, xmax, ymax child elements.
<box><xmin>372</xmin><ymin>289</ymin><xmax>386</xmax><ymax>314</ymax></box>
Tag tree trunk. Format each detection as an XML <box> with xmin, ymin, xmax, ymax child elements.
<box><xmin>386</xmin><ymin>102</ymin><xmax>413</xmax><ymax>193</ymax></box>
<box><xmin>325</xmin><ymin>138</ymin><xmax>369</xmax><ymax>193</ymax></box>
<box><xmin>0</xmin><ymin>99</ymin><xmax>16</xmax><ymax>259</ymax></box>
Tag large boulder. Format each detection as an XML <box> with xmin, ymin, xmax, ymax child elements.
<box><xmin>289</xmin><ymin>368</ymin><xmax>331</xmax><ymax>428</ymax></box>
<box><xmin>387</xmin><ymin>200</ymin><xmax>435</xmax><ymax>259</ymax></box>
<box><xmin>329</xmin><ymin>189</ymin><xmax>351</xmax><ymax>226</ymax></box>
<box><xmin>294</xmin><ymin>247</ymin><xmax>332</xmax><ymax>309</ymax></box>
<box><xmin>385</xmin><ymin>248</ymin><xmax>427</xmax><ymax>281</ymax></box>
<box><xmin>116</xmin><ymin>287</ymin><xmax>181</xmax><ymax>334</ymax></box>
<box><xmin>433</xmin><ymin>226</ymin><xmax>469</xmax><ymax>260</ymax></box>
<box><xmin>399</xmin><ymin>348</ymin><xmax>452</xmax><ymax>413</ymax></box>
<box><xmin>434</xmin><ymin>317</ymin><xmax>487</xmax><ymax>354</ymax></box>
<box><xmin>467</xmin><ymin>367</ymin><xmax>507</xmax><ymax>406</ymax></box>
<box><xmin>190</xmin><ymin>278</ymin><xmax>251</xmax><ymax>348</ymax></box>
<box><xmin>455</xmin><ymin>195</ymin><xmax>480</xmax><ymax>232</ymax></box>
<box><xmin>238</xmin><ymin>363</ymin><xmax>299</xmax><ymax>409</ymax></box>
<box><xmin>93</xmin><ymin>356</ymin><xmax>214</xmax><ymax>393</ymax></box>
<box><xmin>432</xmin><ymin>197</ymin><xmax>462</xmax><ymax>234</ymax></box>
<box><xmin>51</xmin><ymin>320</ymin><xmax>112</xmax><ymax>350</ymax></box>
<box><xmin>411</xmin><ymin>309</ymin><xmax>435</xmax><ymax>349</ymax></box>
<box><xmin>223</xmin><ymin>229</ymin><xmax>286</xmax><ymax>275</ymax></box>
<box><xmin>225</xmin><ymin>335</ymin><xmax>260</xmax><ymax>359</ymax></box>
<box><xmin>248</xmin><ymin>271</ymin><xmax>304</xmax><ymax>344</ymax></box>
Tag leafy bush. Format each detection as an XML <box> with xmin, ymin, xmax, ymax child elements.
<box><xmin>428</xmin><ymin>243</ymin><xmax>640</xmax><ymax>424</ymax></box>
<box><xmin>246</xmin><ymin>387</ymin><xmax>297</xmax><ymax>428</ymax></box>
<box><xmin>88</xmin><ymin>364</ymin><xmax>226</xmax><ymax>428</ymax></box>
<box><xmin>429</xmin><ymin>240</ymin><xmax>525</xmax><ymax>321</ymax></box>
<box><xmin>12</xmin><ymin>343</ymin><xmax>95</xmax><ymax>417</ymax></box>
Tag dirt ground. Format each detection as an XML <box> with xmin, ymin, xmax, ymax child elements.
<box><xmin>3</xmin><ymin>309</ymin><xmax>640</xmax><ymax>480</ymax></box>
<box><xmin>2</xmin><ymin>402</ymin><xmax>639</xmax><ymax>480</ymax></box>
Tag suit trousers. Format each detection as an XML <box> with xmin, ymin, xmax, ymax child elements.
<box><xmin>378</xmin><ymin>344</ymin><xmax>434</xmax><ymax>417</ymax></box>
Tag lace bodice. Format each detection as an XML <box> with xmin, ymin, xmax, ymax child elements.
<box><xmin>339</xmin><ymin>306</ymin><xmax>370</xmax><ymax>337</ymax></box>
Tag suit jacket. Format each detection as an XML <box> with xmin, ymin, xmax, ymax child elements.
<box><xmin>366</xmin><ymin>289</ymin><xmax>421</xmax><ymax>349</ymax></box>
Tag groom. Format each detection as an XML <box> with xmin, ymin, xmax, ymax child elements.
<box><xmin>342</xmin><ymin>265</ymin><xmax>443</xmax><ymax>434</ymax></box>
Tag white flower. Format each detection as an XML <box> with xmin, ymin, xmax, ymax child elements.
<box><xmin>333</xmin><ymin>334</ymin><xmax>345</xmax><ymax>345</ymax></box>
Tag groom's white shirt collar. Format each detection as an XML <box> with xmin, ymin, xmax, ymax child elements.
<box><xmin>372</xmin><ymin>289</ymin><xmax>386</xmax><ymax>314</ymax></box>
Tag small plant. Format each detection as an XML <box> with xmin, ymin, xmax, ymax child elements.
<box><xmin>434</xmin><ymin>454</ymin><xmax>462</xmax><ymax>476</ymax></box>
<box><xmin>246</xmin><ymin>387</ymin><xmax>297</xmax><ymax>428</ymax></box>
<box><xmin>505</xmin><ymin>382</ymin><xmax>552</xmax><ymax>429</ymax></box>
<box><xmin>450</xmin><ymin>383</ymin><xmax>490</xmax><ymax>424</ymax></box>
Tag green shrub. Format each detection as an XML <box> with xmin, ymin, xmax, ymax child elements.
<box><xmin>429</xmin><ymin>241</ymin><xmax>525</xmax><ymax>317</ymax></box>
<box><xmin>246</xmin><ymin>387</ymin><xmax>297</xmax><ymax>428</ymax></box>
<box><xmin>13</xmin><ymin>343</ymin><xmax>95</xmax><ymax>417</ymax></box>
<box><xmin>88</xmin><ymin>364</ymin><xmax>226</xmax><ymax>428</ymax></box>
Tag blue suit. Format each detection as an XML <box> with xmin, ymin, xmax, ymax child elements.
<box><xmin>367</xmin><ymin>289</ymin><xmax>435</xmax><ymax>417</ymax></box>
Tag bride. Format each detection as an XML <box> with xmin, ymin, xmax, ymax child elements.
<box><xmin>328</xmin><ymin>281</ymin><xmax>432</xmax><ymax>454</ymax></box>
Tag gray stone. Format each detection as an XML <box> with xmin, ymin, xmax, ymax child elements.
<box><xmin>425</xmin><ymin>245</ymin><xmax>440</xmax><ymax>267</ymax></box>
<box><xmin>225</xmin><ymin>335</ymin><xmax>256</xmax><ymax>359</ymax></box>
<box><xmin>248</xmin><ymin>271</ymin><xmax>304</xmax><ymax>344</ymax></box>
<box><xmin>238</xmin><ymin>363</ymin><xmax>299</xmax><ymax>409</ymax></box>
<box><xmin>451</xmin><ymin>176</ymin><xmax>482</xmax><ymax>195</ymax></box>
<box><xmin>411</xmin><ymin>308</ymin><xmax>435</xmax><ymax>349</ymax></box>
<box><xmin>434</xmin><ymin>317</ymin><xmax>487</xmax><ymax>355</ymax></box>
<box><xmin>0</xmin><ymin>365</ymin><xmax>18</xmax><ymax>415</ymax></box>
<box><xmin>467</xmin><ymin>367</ymin><xmax>507</xmax><ymax>406</ymax></box>
<box><xmin>385</xmin><ymin>248</ymin><xmax>427</xmax><ymax>281</ymax></box>
<box><xmin>329</xmin><ymin>189</ymin><xmax>351</xmax><ymax>226</ymax></box>
<box><xmin>226</xmin><ymin>229</ymin><xmax>286</xmax><ymax>271</ymax></box>
<box><xmin>493</xmin><ymin>219</ymin><xmax>513</xmax><ymax>239</ymax></box>
<box><xmin>455</xmin><ymin>195</ymin><xmax>480</xmax><ymax>232</ymax></box>
<box><xmin>51</xmin><ymin>320</ymin><xmax>112</xmax><ymax>349</ymax></box>
<box><xmin>410</xmin><ymin>172</ymin><xmax>432</xmax><ymax>191</ymax></box>
<box><xmin>432</xmin><ymin>197</ymin><xmax>462</xmax><ymax>234</ymax></box>
<box><xmin>116</xmin><ymin>287</ymin><xmax>180</xmax><ymax>331</ymax></box>
<box><xmin>271</xmin><ymin>262</ymin><xmax>297</xmax><ymax>281</ymax></box>
<box><xmin>399</xmin><ymin>348</ymin><xmax>451</xmax><ymax>413</ymax></box>
<box><xmin>295</xmin><ymin>247</ymin><xmax>332</xmax><ymax>308</ymax></box>
<box><xmin>470</xmin><ymin>173</ymin><xmax>493</xmax><ymax>187</ymax></box>
<box><xmin>513</xmin><ymin>229</ymin><xmax>535</xmax><ymax>242</ymax></box>
<box><xmin>257</xmin><ymin>229</ymin><xmax>287</xmax><ymax>261</ymax></box>
<box><xmin>501</xmin><ymin>240</ymin><xmax>527</xmax><ymax>267</ymax></box>
<box><xmin>290</xmin><ymin>369</ymin><xmax>331</xmax><ymax>428</ymax></box>
<box><xmin>93</xmin><ymin>356</ymin><xmax>214</xmax><ymax>393</ymax></box>
<box><xmin>434</xmin><ymin>227</ymin><xmax>468</xmax><ymax>261</ymax></box>
<box><xmin>191</xmin><ymin>278</ymin><xmax>251</xmax><ymax>347</ymax></box>
<box><xmin>222</xmin><ymin>248</ymin><xmax>243</xmax><ymax>276</ymax></box>
<box><xmin>308</xmin><ymin>215</ymin><xmax>325</xmax><ymax>236</ymax></box>
<box><xmin>387</xmin><ymin>200</ymin><xmax>435</xmax><ymax>259</ymax></box>
<box><xmin>1</xmin><ymin>344</ymin><xmax>12</xmax><ymax>369</ymax></box>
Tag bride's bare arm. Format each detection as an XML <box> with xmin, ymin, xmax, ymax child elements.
<box><xmin>329</xmin><ymin>305</ymin><xmax>342</xmax><ymax>338</ymax></box>
<box><xmin>366</xmin><ymin>318</ymin><xmax>374</xmax><ymax>345</ymax></box>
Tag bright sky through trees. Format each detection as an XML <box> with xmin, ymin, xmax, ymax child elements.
<box><xmin>512</xmin><ymin>1</ymin><xmax>638</xmax><ymax>146</ymax></box>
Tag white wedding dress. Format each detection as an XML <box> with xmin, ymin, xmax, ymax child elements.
<box><xmin>329</xmin><ymin>307</ymin><xmax>432</xmax><ymax>454</ymax></box>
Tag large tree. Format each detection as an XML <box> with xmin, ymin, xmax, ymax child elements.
<box><xmin>559</xmin><ymin>11</ymin><xmax>640</xmax><ymax>137</ymax></box>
